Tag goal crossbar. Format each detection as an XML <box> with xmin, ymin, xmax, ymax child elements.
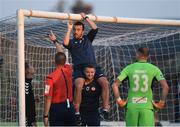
<box><xmin>21</xmin><ymin>9</ymin><xmax>180</xmax><ymax>26</ymax></box>
<box><xmin>17</xmin><ymin>9</ymin><xmax>180</xmax><ymax>126</ymax></box>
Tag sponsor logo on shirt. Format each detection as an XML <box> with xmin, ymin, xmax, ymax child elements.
<box><xmin>132</xmin><ymin>97</ymin><xmax>147</xmax><ymax>104</ymax></box>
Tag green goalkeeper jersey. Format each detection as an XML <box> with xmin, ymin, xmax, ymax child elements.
<box><xmin>117</xmin><ymin>60</ymin><xmax>165</xmax><ymax>109</ymax></box>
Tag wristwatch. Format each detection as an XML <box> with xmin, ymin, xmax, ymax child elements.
<box><xmin>84</xmin><ymin>16</ymin><xmax>89</xmax><ymax>20</ymax></box>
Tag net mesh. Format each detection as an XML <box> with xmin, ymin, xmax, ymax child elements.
<box><xmin>0</xmin><ymin>15</ymin><xmax>180</xmax><ymax>125</ymax></box>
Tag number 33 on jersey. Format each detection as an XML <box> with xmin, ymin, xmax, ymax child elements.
<box><xmin>117</xmin><ymin>61</ymin><xmax>165</xmax><ymax>108</ymax></box>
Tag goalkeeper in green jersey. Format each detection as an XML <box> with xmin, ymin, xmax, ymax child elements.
<box><xmin>112</xmin><ymin>47</ymin><xmax>169</xmax><ymax>126</ymax></box>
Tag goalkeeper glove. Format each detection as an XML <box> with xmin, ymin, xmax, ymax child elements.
<box><xmin>75</xmin><ymin>112</ymin><xmax>82</xmax><ymax>126</ymax></box>
<box><xmin>152</xmin><ymin>100</ymin><xmax>165</xmax><ymax>110</ymax></box>
<box><xmin>117</xmin><ymin>97</ymin><xmax>127</xmax><ymax>108</ymax></box>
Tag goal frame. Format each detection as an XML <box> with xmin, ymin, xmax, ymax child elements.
<box><xmin>17</xmin><ymin>9</ymin><xmax>180</xmax><ymax>126</ymax></box>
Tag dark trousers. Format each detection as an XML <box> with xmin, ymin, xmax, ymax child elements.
<box><xmin>26</xmin><ymin>119</ymin><xmax>33</xmax><ymax>126</ymax></box>
<box><xmin>49</xmin><ymin>102</ymin><xmax>76</xmax><ymax>126</ymax></box>
<box><xmin>81</xmin><ymin>110</ymin><xmax>100</xmax><ymax>126</ymax></box>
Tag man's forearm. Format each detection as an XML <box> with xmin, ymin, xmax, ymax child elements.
<box><xmin>112</xmin><ymin>80</ymin><xmax>121</xmax><ymax>99</ymax></box>
<box><xmin>85</xmin><ymin>18</ymin><xmax>97</xmax><ymax>30</ymax></box>
<box><xmin>161</xmin><ymin>88</ymin><xmax>169</xmax><ymax>101</ymax></box>
<box><xmin>160</xmin><ymin>80</ymin><xmax>169</xmax><ymax>101</ymax></box>
<box><xmin>54</xmin><ymin>42</ymin><xmax>64</xmax><ymax>53</ymax></box>
<box><xmin>44</xmin><ymin>96</ymin><xmax>52</xmax><ymax>116</ymax></box>
<box><xmin>63</xmin><ymin>29</ymin><xmax>72</xmax><ymax>46</ymax></box>
<box><xmin>102</xmin><ymin>86</ymin><xmax>110</xmax><ymax>109</ymax></box>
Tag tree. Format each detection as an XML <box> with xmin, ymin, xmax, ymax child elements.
<box><xmin>71</xmin><ymin>0</ymin><xmax>93</xmax><ymax>14</ymax></box>
<box><xmin>56</xmin><ymin>0</ymin><xmax>65</xmax><ymax>12</ymax></box>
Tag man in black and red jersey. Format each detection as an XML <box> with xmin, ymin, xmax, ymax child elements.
<box><xmin>43</xmin><ymin>51</ymin><xmax>76</xmax><ymax>126</ymax></box>
<box><xmin>80</xmin><ymin>65</ymin><xmax>102</xmax><ymax>126</ymax></box>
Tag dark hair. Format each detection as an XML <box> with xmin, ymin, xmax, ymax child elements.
<box><xmin>74</xmin><ymin>21</ymin><xmax>85</xmax><ymax>30</ymax></box>
<box><xmin>137</xmin><ymin>47</ymin><xmax>149</xmax><ymax>57</ymax></box>
<box><xmin>84</xmin><ymin>64</ymin><xmax>96</xmax><ymax>70</ymax></box>
<box><xmin>55</xmin><ymin>52</ymin><xmax>66</xmax><ymax>65</ymax></box>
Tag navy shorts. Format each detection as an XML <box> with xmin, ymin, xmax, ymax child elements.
<box><xmin>73</xmin><ymin>64</ymin><xmax>105</xmax><ymax>80</ymax></box>
<box><xmin>80</xmin><ymin>110</ymin><xmax>100</xmax><ymax>126</ymax></box>
<box><xmin>49</xmin><ymin>102</ymin><xmax>76</xmax><ymax>126</ymax></box>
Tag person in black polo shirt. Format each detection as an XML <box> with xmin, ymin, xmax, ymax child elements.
<box><xmin>49</xmin><ymin>13</ymin><xmax>110</xmax><ymax>121</ymax></box>
<box><xmin>80</xmin><ymin>64</ymin><xmax>102</xmax><ymax>126</ymax></box>
<box><xmin>25</xmin><ymin>62</ymin><xmax>36</xmax><ymax>126</ymax></box>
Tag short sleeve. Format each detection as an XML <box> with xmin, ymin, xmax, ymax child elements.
<box><xmin>63</xmin><ymin>39</ymin><xmax>73</xmax><ymax>49</ymax></box>
<box><xmin>64</xmin><ymin>64</ymin><xmax>72</xmax><ymax>69</ymax></box>
<box><xmin>44</xmin><ymin>76</ymin><xmax>53</xmax><ymax>96</ymax></box>
<box><xmin>117</xmin><ymin>66</ymin><xmax>129</xmax><ymax>82</ymax></box>
<box><xmin>155</xmin><ymin>67</ymin><xmax>165</xmax><ymax>81</ymax></box>
<box><xmin>87</xmin><ymin>28</ymin><xmax>98</xmax><ymax>42</ymax></box>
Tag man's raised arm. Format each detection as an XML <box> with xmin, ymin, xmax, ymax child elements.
<box><xmin>48</xmin><ymin>30</ymin><xmax>64</xmax><ymax>53</ymax></box>
<box><xmin>63</xmin><ymin>21</ymin><xmax>73</xmax><ymax>46</ymax></box>
<box><xmin>80</xmin><ymin>13</ymin><xmax>97</xmax><ymax>30</ymax></box>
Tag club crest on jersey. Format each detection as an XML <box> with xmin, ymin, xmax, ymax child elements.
<box><xmin>86</xmin><ymin>86</ymin><xmax>90</xmax><ymax>91</ymax></box>
<box><xmin>91</xmin><ymin>87</ymin><xmax>96</xmax><ymax>91</ymax></box>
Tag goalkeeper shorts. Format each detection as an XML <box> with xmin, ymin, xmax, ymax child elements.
<box><xmin>126</xmin><ymin>108</ymin><xmax>154</xmax><ymax>126</ymax></box>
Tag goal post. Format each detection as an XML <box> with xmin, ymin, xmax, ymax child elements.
<box><xmin>15</xmin><ymin>9</ymin><xmax>180</xmax><ymax>126</ymax></box>
<box><xmin>17</xmin><ymin>9</ymin><xmax>25</xmax><ymax>126</ymax></box>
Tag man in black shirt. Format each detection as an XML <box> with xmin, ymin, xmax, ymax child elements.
<box><xmin>25</xmin><ymin>62</ymin><xmax>36</xmax><ymax>126</ymax></box>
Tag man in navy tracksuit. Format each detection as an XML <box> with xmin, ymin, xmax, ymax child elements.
<box><xmin>49</xmin><ymin>13</ymin><xmax>110</xmax><ymax>124</ymax></box>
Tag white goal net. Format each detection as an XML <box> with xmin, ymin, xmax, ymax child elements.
<box><xmin>0</xmin><ymin>10</ymin><xmax>180</xmax><ymax>126</ymax></box>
